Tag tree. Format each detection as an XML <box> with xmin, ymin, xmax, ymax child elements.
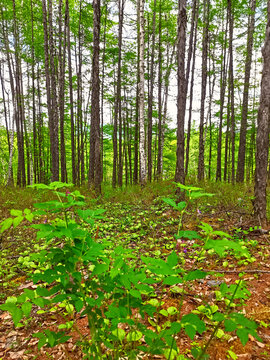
<box><xmin>41</xmin><ymin>0</ymin><xmax>59</xmax><ymax>182</ymax></box>
<box><xmin>147</xmin><ymin>0</ymin><xmax>156</xmax><ymax>182</ymax></box>
<box><xmin>236</xmin><ymin>0</ymin><xmax>256</xmax><ymax>183</ymax></box>
<box><xmin>175</xmin><ymin>0</ymin><xmax>187</xmax><ymax>185</ymax></box>
<box><xmin>197</xmin><ymin>0</ymin><xmax>210</xmax><ymax>181</ymax></box>
<box><xmin>88</xmin><ymin>0</ymin><xmax>102</xmax><ymax>193</ymax></box>
<box><xmin>138</xmin><ymin>0</ymin><xmax>146</xmax><ymax>185</ymax></box>
<box><xmin>254</xmin><ymin>0</ymin><xmax>270</xmax><ymax>226</ymax></box>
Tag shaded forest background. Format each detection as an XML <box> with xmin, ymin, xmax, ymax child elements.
<box><xmin>0</xmin><ymin>0</ymin><xmax>269</xmax><ymax>208</ymax></box>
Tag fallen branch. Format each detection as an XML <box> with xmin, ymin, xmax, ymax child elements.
<box><xmin>203</xmin><ymin>269</ymin><xmax>270</xmax><ymax>274</ymax></box>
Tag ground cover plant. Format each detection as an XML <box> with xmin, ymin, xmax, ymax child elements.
<box><xmin>0</xmin><ymin>181</ymin><xmax>270</xmax><ymax>359</ymax></box>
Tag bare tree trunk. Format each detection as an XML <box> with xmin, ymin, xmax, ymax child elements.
<box><xmin>185</xmin><ymin>0</ymin><xmax>198</xmax><ymax>176</ymax></box>
<box><xmin>236</xmin><ymin>0</ymin><xmax>256</xmax><ymax>182</ymax></box>
<box><xmin>147</xmin><ymin>0</ymin><xmax>156</xmax><ymax>182</ymax></box>
<box><xmin>59</xmin><ymin>0</ymin><xmax>68</xmax><ymax>183</ymax></box>
<box><xmin>197</xmin><ymin>0</ymin><xmax>209</xmax><ymax>181</ymax></box>
<box><xmin>66</xmin><ymin>0</ymin><xmax>76</xmax><ymax>185</ymax></box>
<box><xmin>175</xmin><ymin>0</ymin><xmax>187</xmax><ymax>185</ymax></box>
<box><xmin>216</xmin><ymin>9</ymin><xmax>228</xmax><ymax>181</ymax></box>
<box><xmin>228</xmin><ymin>0</ymin><xmax>235</xmax><ymax>184</ymax></box>
<box><xmin>157</xmin><ymin>2</ymin><xmax>163</xmax><ymax>179</ymax></box>
<box><xmin>42</xmin><ymin>0</ymin><xmax>59</xmax><ymax>182</ymax></box>
<box><xmin>138</xmin><ymin>0</ymin><xmax>147</xmax><ymax>185</ymax></box>
<box><xmin>254</xmin><ymin>0</ymin><xmax>270</xmax><ymax>226</ymax></box>
<box><xmin>89</xmin><ymin>0</ymin><xmax>101</xmax><ymax>193</ymax></box>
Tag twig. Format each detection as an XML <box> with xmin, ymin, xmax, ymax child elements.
<box><xmin>202</xmin><ymin>269</ymin><xmax>270</xmax><ymax>274</ymax></box>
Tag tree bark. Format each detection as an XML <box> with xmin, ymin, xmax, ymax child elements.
<box><xmin>175</xmin><ymin>0</ymin><xmax>187</xmax><ymax>185</ymax></box>
<box><xmin>147</xmin><ymin>0</ymin><xmax>156</xmax><ymax>182</ymax></box>
<box><xmin>197</xmin><ymin>0</ymin><xmax>209</xmax><ymax>181</ymax></box>
<box><xmin>236</xmin><ymin>0</ymin><xmax>256</xmax><ymax>182</ymax></box>
<box><xmin>88</xmin><ymin>0</ymin><xmax>101</xmax><ymax>193</ymax></box>
<box><xmin>254</xmin><ymin>0</ymin><xmax>270</xmax><ymax>226</ymax></box>
<box><xmin>138</xmin><ymin>0</ymin><xmax>147</xmax><ymax>185</ymax></box>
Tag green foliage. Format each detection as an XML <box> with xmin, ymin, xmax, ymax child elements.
<box><xmin>0</xmin><ymin>182</ymin><xmax>262</xmax><ymax>359</ymax></box>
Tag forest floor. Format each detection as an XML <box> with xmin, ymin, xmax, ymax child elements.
<box><xmin>0</xmin><ymin>181</ymin><xmax>270</xmax><ymax>360</ymax></box>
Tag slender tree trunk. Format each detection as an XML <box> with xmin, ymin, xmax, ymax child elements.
<box><xmin>59</xmin><ymin>0</ymin><xmax>68</xmax><ymax>183</ymax></box>
<box><xmin>147</xmin><ymin>0</ymin><xmax>156</xmax><ymax>182</ymax></box>
<box><xmin>236</xmin><ymin>0</ymin><xmax>256</xmax><ymax>182</ymax></box>
<box><xmin>100</xmin><ymin>3</ymin><xmax>108</xmax><ymax>182</ymax></box>
<box><xmin>216</xmin><ymin>10</ymin><xmax>228</xmax><ymax>181</ymax></box>
<box><xmin>228</xmin><ymin>0</ymin><xmax>235</xmax><ymax>184</ymax></box>
<box><xmin>157</xmin><ymin>2</ymin><xmax>163</xmax><ymax>179</ymax></box>
<box><xmin>175</xmin><ymin>0</ymin><xmax>187</xmax><ymax>185</ymax></box>
<box><xmin>42</xmin><ymin>0</ymin><xmax>59</xmax><ymax>182</ymax></box>
<box><xmin>66</xmin><ymin>0</ymin><xmax>76</xmax><ymax>185</ymax></box>
<box><xmin>138</xmin><ymin>0</ymin><xmax>147</xmax><ymax>185</ymax></box>
<box><xmin>12</xmin><ymin>0</ymin><xmax>26</xmax><ymax>187</ymax></box>
<box><xmin>89</xmin><ymin>0</ymin><xmax>101</xmax><ymax>193</ymax></box>
<box><xmin>197</xmin><ymin>0</ymin><xmax>209</xmax><ymax>181</ymax></box>
<box><xmin>30</xmin><ymin>0</ymin><xmax>37</xmax><ymax>184</ymax></box>
<box><xmin>185</xmin><ymin>1</ymin><xmax>198</xmax><ymax>176</ymax></box>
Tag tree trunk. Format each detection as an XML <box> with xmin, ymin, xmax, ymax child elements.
<box><xmin>138</xmin><ymin>0</ymin><xmax>147</xmax><ymax>185</ymax></box>
<box><xmin>175</xmin><ymin>0</ymin><xmax>187</xmax><ymax>185</ymax></box>
<box><xmin>89</xmin><ymin>0</ymin><xmax>101</xmax><ymax>193</ymax></box>
<box><xmin>42</xmin><ymin>0</ymin><xmax>59</xmax><ymax>182</ymax></box>
<box><xmin>157</xmin><ymin>2</ymin><xmax>163</xmax><ymax>179</ymax></box>
<box><xmin>197</xmin><ymin>0</ymin><xmax>209</xmax><ymax>181</ymax></box>
<box><xmin>216</xmin><ymin>9</ymin><xmax>228</xmax><ymax>181</ymax></box>
<box><xmin>147</xmin><ymin>0</ymin><xmax>156</xmax><ymax>182</ymax></box>
<box><xmin>236</xmin><ymin>0</ymin><xmax>256</xmax><ymax>182</ymax></box>
<box><xmin>254</xmin><ymin>0</ymin><xmax>270</xmax><ymax>226</ymax></box>
<box><xmin>228</xmin><ymin>0</ymin><xmax>235</xmax><ymax>184</ymax></box>
<box><xmin>66</xmin><ymin>0</ymin><xmax>76</xmax><ymax>185</ymax></box>
<box><xmin>185</xmin><ymin>0</ymin><xmax>198</xmax><ymax>176</ymax></box>
<box><xmin>59</xmin><ymin>0</ymin><xmax>68</xmax><ymax>183</ymax></box>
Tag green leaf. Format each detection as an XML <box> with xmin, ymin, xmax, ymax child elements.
<box><xmin>170</xmin><ymin>322</ymin><xmax>181</xmax><ymax>333</ymax></box>
<box><xmin>75</xmin><ymin>299</ymin><xmax>84</xmax><ymax>312</ymax></box>
<box><xmin>0</xmin><ymin>218</ymin><xmax>13</xmax><ymax>233</ymax></box>
<box><xmin>160</xmin><ymin>309</ymin><xmax>168</xmax><ymax>317</ymax></box>
<box><xmin>184</xmin><ymin>270</ymin><xmax>207</xmax><ymax>281</ymax></box>
<box><xmin>130</xmin><ymin>289</ymin><xmax>141</xmax><ymax>299</ymax></box>
<box><xmin>189</xmin><ymin>192</ymin><xmax>214</xmax><ymax>199</ymax></box>
<box><xmin>163</xmin><ymin>276</ymin><xmax>182</xmax><ymax>285</ymax></box>
<box><xmin>92</xmin><ymin>263</ymin><xmax>109</xmax><ymax>275</ymax></box>
<box><xmin>25</xmin><ymin>213</ymin><xmax>34</xmax><ymax>222</ymax></box>
<box><xmin>224</xmin><ymin>319</ymin><xmax>238</xmax><ymax>332</ymax></box>
<box><xmin>164</xmin><ymin>348</ymin><xmax>178</xmax><ymax>359</ymax></box>
<box><xmin>228</xmin><ymin>350</ymin><xmax>238</xmax><ymax>360</ymax></box>
<box><xmin>112</xmin><ymin>328</ymin><xmax>126</xmax><ymax>342</ymax></box>
<box><xmin>177</xmin><ymin>201</ymin><xmax>186</xmax><ymax>211</ymax></box>
<box><xmin>167</xmin><ymin>251</ymin><xmax>178</xmax><ymax>268</ymax></box>
<box><xmin>36</xmin><ymin>287</ymin><xmax>51</xmax><ymax>297</ymax></box>
<box><xmin>28</xmin><ymin>183</ymin><xmax>50</xmax><ymax>190</ymax></box>
<box><xmin>236</xmin><ymin>328</ymin><xmax>249</xmax><ymax>345</ymax></box>
<box><xmin>175</xmin><ymin>230</ymin><xmax>201</xmax><ymax>240</ymax></box>
<box><xmin>181</xmin><ymin>313</ymin><xmax>206</xmax><ymax>339</ymax></box>
<box><xmin>13</xmin><ymin>216</ymin><xmax>24</xmax><ymax>228</ymax></box>
<box><xmin>49</xmin><ymin>182</ymin><xmax>74</xmax><ymax>190</ymax></box>
<box><xmin>12</xmin><ymin>307</ymin><xmax>23</xmax><ymax>327</ymax></box>
<box><xmin>10</xmin><ymin>209</ymin><xmax>22</xmax><ymax>217</ymax></box>
<box><xmin>126</xmin><ymin>330</ymin><xmax>142</xmax><ymax>342</ymax></box>
<box><xmin>167</xmin><ymin>307</ymin><xmax>178</xmax><ymax>316</ymax></box>
<box><xmin>22</xmin><ymin>302</ymin><xmax>32</xmax><ymax>317</ymax></box>
<box><xmin>162</xmin><ymin>197</ymin><xmax>177</xmax><ymax>209</ymax></box>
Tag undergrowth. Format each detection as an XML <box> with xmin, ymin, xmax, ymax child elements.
<box><xmin>0</xmin><ymin>181</ymin><xmax>263</xmax><ymax>360</ymax></box>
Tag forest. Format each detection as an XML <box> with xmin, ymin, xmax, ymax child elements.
<box><xmin>0</xmin><ymin>0</ymin><xmax>270</xmax><ymax>359</ymax></box>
